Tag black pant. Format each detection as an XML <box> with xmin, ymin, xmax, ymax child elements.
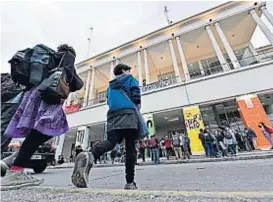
<box><xmin>139</xmin><ymin>148</ymin><xmax>145</xmax><ymax>162</ymax></box>
<box><xmin>187</xmin><ymin>142</ymin><xmax>192</xmax><ymax>155</ymax></box>
<box><xmin>91</xmin><ymin>129</ymin><xmax>139</xmax><ymax>184</ymax></box>
<box><xmin>13</xmin><ymin>130</ymin><xmax>52</xmax><ymax>167</ymax></box>
<box><xmin>166</xmin><ymin>147</ymin><xmax>172</xmax><ymax>160</ymax></box>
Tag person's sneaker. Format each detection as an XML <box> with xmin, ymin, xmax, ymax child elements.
<box><xmin>1</xmin><ymin>170</ymin><xmax>44</xmax><ymax>191</ymax></box>
<box><xmin>124</xmin><ymin>182</ymin><xmax>138</xmax><ymax>190</ymax></box>
<box><xmin>0</xmin><ymin>151</ymin><xmax>19</xmax><ymax>177</ymax></box>
<box><xmin>71</xmin><ymin>152</ymin><xmax>94</xmax><ymax>188</ymax></box>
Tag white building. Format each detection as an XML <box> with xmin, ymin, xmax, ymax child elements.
<box><xmin>54</xmin><ymin>1</ymin><xmax>273</xmax><ymax>161</ymax></box>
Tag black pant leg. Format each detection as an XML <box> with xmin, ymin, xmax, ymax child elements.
<box><xmin>124</xmin><ymin>129</ymin><xmax>138</xmax><ymax>184</ymax></box>
<box><xmin>13</xmin><ymin>130</ymin><xmax>52</xmax><ymax>167</ymax></box>
<box><xmin>91</xmin><ymin>130</ymin><xmax>123</xmax><ymax>160</ymax></box>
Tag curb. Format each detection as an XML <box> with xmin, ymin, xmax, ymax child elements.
<box><xmin>48</xmin><ymin>153</ymin><xmax>273</xmax><ymax>169</ymax></box>
<box><xmin>22</xmin><ymin>186</ymin><xmax>273</xmax><ymax>198</ymax></box>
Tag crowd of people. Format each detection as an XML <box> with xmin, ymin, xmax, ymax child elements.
<box><xmin>198</xmin><ymin>124</ymin><xmax>273</xmax><ymax>158</ymax></box>
<box><xmin>137</xmin><ymin>131</ymin><xmax>192</xmax><ymax>164</ymax></box>
<box><xmin>135</xmin><ymin>123</ymin><xmax>273</xmax><ymax>164</ymax></box>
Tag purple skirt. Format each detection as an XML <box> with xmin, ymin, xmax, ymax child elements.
<box><xmin>5</xmin><ymin>87</ymin><xmax>69</xmax><ymax>138</ymax></box>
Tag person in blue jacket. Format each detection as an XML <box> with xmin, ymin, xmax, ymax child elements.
<box><xmin>72</xmin><ymin>64</ymin><xmax>141</xmax><ymax>190</ymax></box>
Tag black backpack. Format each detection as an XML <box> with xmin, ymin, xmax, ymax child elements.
<box><xmin>9</xmin><ymin>44</ymin><xmax>57</xmax><ymax>87</ymax></box>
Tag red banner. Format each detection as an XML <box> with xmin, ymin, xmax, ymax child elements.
<box><xmin>63</xmin><ymin>105</ymin><xmax>80</xmax><ymax>114</ymax></box>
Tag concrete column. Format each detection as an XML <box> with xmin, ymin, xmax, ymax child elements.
<box><xmin>248</xmin><ymin>42</ymin><xmax>261</xmax><ymax>62</ymax></box>
<box><xmin>88</xmin><ymin>68</ymin><xmax>96</xmax><ymax>105</ymax></box>
<box><xmin>143</xmin><ymin>49</ymin><xmax>150</xmax><ymax>84</ymax></box>
<box><xmin>137</xmin><ymin>51</ymin><xmax>143</xmax><ymax>86</ymax></box>
<box><xmin>110</xmin><ymin>61</ymin><xmax>115</xmax><ymax>80</ymax></box>
<box><xmin>206</xmin><ymin>25</ymin><xmax>229</xmax><ymax>71</ymax></box>
<box><xmin>83</xmin><ymin>70</ymin><xmax>91</xmax><ymax>107</ymax></box>
<box><xmin>54</xmin><ymin>134</ymin><xmax>65</xmax><ymax>162</ymax></box>
<box><xmin>176</xmin><ymin>37</ymin><xmax>189</xmax><ymax>81</ymax></box>
<box><xmin>168</xmin><ymin>39</ymin><xmax>182</xmax><ymax>83</ymax></box>
<box><xmin>261</xmin><ymin>6</ymin><xmax>273</xmax><ymax>27</ymax></box>
<box><xmin>214</xmin><ymin>22</ymin><xmax>241</xmax><ymax>69</ymax></box>
<box><xmin>250</xmin><ymin>9</ymin><xmax>273</xmax><ymax>45</ymax></box>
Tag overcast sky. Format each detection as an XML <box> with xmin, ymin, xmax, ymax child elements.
<box><xmin>1</xmin><ymin>1</ymin><xmax>273</xmax><ymax>73</ymax></box>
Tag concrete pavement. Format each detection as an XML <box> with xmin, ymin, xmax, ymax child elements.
<box><xmin>48</xmin><ymin>149</ymin><xmax>273</xmax><ymax>169</ymax></box>
<box><xmin>2</xmin><ymin>187</ymin><xmax>273</xmax><ymax>202</ymax></box>
<box><xmin>2</xmin><ymin>159</ymin><xmax>273</xmax><ymax>201</ymax></box>
<box><xmin>32</xmin><ymin>159</ymin><xmax>273</xmax><ymax>191</ymax></box>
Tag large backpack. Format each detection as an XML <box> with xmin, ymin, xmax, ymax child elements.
<box><xmin>9</xmin><ymin>44</ymin><xmax>57</xmax><ymax>87</ymax></box>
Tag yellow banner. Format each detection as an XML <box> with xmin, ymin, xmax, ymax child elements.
<box><xmin>183</xmin><ymin>105</ymin><xmax>204</xmax><ymax>153</ymax></box>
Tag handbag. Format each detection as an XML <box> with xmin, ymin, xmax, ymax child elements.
<box><xmin>38</xmin><ymin>53</ymin><xmax>70</xmax><ymax>104</ymax></box>
<box><xmin>119</xmin><ymin>87</ymin><xmax>149</xmax><ymax>137</ymax></box>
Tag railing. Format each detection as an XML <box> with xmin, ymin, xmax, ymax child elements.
<box><xmin>87</xmin><ymin>97</ymin><xmax>107</xmax><ymax>106</ymax></box>
<box><xmin>141</xmin><ymin>76</ymin><xmax>178</xmax><ymax>93</ymax></box>
<box><xmin>187</xmin><ymin>51</ymin><xmax>273</xmax><ymax>80</ymax></box>
<box><xmin>66</xmin><ymin>51</ymin><xmax>273</xmax><ymax>112</ymax></box>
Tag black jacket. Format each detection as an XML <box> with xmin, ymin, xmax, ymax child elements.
<box><xmin>1</xmin><ymin>73</ymin><xmax>24</xmax><ymax>152</ymax></box>
<box><xmin>56</xmin><ymin>51</ymin><xmax>83</xmax><ymax>92</ymax></box>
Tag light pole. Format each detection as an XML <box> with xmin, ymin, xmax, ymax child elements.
<box><xmin>87</xmin><ymin>27</ymin><xmax>93</xmax><ymax>57</ymax></box>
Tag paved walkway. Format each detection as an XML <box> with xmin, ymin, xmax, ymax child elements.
<box><xmin>2</xmin><ymin>186</ymin><xmax>273</xmax><ymax>202</ymax></box>
<box><xmin>49</xmin><ymin>150</ymin><xmax>273</xmax><ymax>169</ymax></box>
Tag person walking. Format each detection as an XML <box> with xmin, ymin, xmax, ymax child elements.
<box><xmin>160</xmin><ymin>138</ymin><xmax>166</xmax><ymax>157</ymax></box>
<box><xmin>258</xmin><ymin>122</ymin><xmax>273</xmax><ymax>149</ymax></box>
<box><xmin>172</xmin><ymin>132</ymin><xmax>183</xmax><ymax>160</ymax></box>
<box><xmin>199</xmin><ymin>129</ymin><xmax>208</xmax><ymax>157</ymax></box>
<box><xmin>71</xmin><ymin>64</ymin><xmax>144</xmax><ymax>190</ymax></box>
<box><xmin>150</xmin><ymin>135</ymin><xmax>160</xmax><ymax>164</ymax></box>
<box><xmin>223</xmin><ymin>127</ymin><xmax>237</xmax><ymax>155</ymax></box>
<box><xmin>245</xmin><ymin>127</ymin><xmax>257</xmax><ymax>150</ymax></box>
<box><xmin>216</xmin><ymin>129</ymin><xmax>228</xmax><ymax>157</ymax></box>
<box><xmin>164</xmin><ymin>135</ymin><xmax>172</xmax><ymax>160</ymax></box>
<box><xmin>203</xmin><ymin>129</ymin><xmax>216</xmax><ymax>158</ymax></box>
<box><xmin>181</xmin><ymin>132</ymin><xmax>190</xmax><ymax>159</ymax></box>
<box><xmin>1</xmin><ymin>44</ymin><xmax>83</xmax><ymax>189</ymax></box>
<box><xmin>184</xmin><ymin>133</ymin><xmax>192</xmax><ymax>156</ymax></box>
<box><xmin>1</xmin><ymin>73</ymin><xmax>24</xmax><ymax>154</ymax></box>
<box><xmin>139</xmin><ymin>138</ymin><xmax>147</xmax><ymax>162</ymax></box>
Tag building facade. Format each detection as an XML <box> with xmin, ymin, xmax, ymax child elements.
<box><xmin>54</xmin><ymin>1</ymin><xmax>273</xmax><ymax>161</ymax></box>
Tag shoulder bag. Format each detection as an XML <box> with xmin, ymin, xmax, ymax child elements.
<box><xmin>38</xmin><ymin>53</ymin><xmax>70</xmax><ymax>104</ymax></box>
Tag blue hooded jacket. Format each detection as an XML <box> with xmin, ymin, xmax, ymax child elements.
<box><xmin>107</xmin><ymin>74</ymin><xmax>141</xmax><ymax>111</ymax></box>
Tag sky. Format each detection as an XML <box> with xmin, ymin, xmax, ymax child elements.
<box><xmin>1</xmin><ymin>1</ymin><xmax>273</xmax><ymax>73</ymax></box>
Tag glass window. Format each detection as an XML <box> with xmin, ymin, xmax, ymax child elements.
<box><xmin>97</xmin><ymin>91</ymin><xmax>106</xmax><ymax>103</ymax></box>
<box><xmin>188</xmin><ymin>62</ymin><xmax>202</xmax><ymax>79</ymax></box>
<box><xmin>235</xmin><ymin>47</ymin><xmax>258</xmax><ymax>67</ymax></box>
<box><xmin>201</xmin><ymin>56</ymin><xmax>222</xmax><ymax>76</ymax></box>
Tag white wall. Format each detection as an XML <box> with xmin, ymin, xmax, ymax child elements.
<box><xmin>67</xmin><ymin>61</ymin><xmax>273</xmax><ymax>129</ymax></box>
<box><xmin>186</xmin><ymin>61</ymin><xmax>273</xmax><ymax>104</ymax></box>
<box><xmin>66</xmin><ymin>103</ymin><xmax>108</xmax><ymax>129</ymax></box>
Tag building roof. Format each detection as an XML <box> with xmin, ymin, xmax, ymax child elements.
<box><xmin>75</xmin><ymin>1</ymin><xmax>237</xmax><ymax>67</ymax></box>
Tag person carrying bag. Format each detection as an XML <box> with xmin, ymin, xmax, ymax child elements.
<box><xmin>72</xmin><ymin>64</ymin><xmax>142</xmax><ymax>190</ymax></box>
<box><xmin>1</xmin><ymin>44</ymin><xmax>83</xmax><ymax>190</ymax></box>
